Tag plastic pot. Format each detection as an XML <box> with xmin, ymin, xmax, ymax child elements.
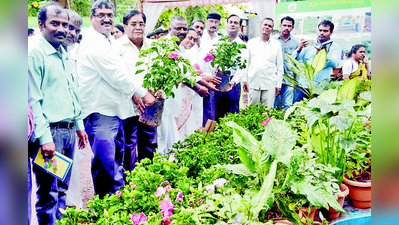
<box><xmin>343</xmin><ymin>174</ymin><xmax>371</xmax><ymax>209</ymax></box>
<box><xmin>139</xmin><ymin>98</ymin><xmax>165</xmax><ymax>127</ymax></box>
<box><xmin>216</xmin><ymin>70</ymin><xmax>231</xmax><ymax>92</ymax></box>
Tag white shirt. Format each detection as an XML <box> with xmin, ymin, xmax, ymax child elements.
<box><xmin>342</xmin><ymin>58</ymin><xmax>359</xmax><ymax>75</ymax></box>
<box><xmin>228</xmin><ymin>36</ymin><xmax>247</xmax><ymax>85</ymax></box>
<box><xmin>76</xmin><ymin>26</ymin><xmax>147</xmax><ymax>120</ymax></box>
<box><xmin>245</xmin><ymin>36</ymin><xmax>284</xmax><ymax>90</ymax></box>
<box><xmin>116</xmin><ymin>35</ymin><xmax>153</xmax><ymax>117</ymax></box>
<box><xmin>200</xmin><ymin>31</ymin><xmax>221</xmax><ymax>77</ymax></box>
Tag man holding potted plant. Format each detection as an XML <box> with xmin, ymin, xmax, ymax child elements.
<box><xmin>243</xmin><ymin>18</ymin><xmax>284</xmax><ymax>109</ymax></box>
<box><xmin>76</xmin><ymin>0</ymin><xmax>155</xmax><ymax>199</ymax></box>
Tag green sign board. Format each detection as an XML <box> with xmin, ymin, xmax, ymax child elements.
<box><xmin>276</xmin><ymin>0</ymin><xmax>371</xmax><ymax>15</ymax></box>
<box><xmin>28</xmin><ymin>17</ymin><xmax>121</xmax><ymax>28</ymax></box>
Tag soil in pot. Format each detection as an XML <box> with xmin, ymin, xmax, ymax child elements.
<box><xmin>216</xmin><ymin>70</ymin><xmax>231</xmax><ymax>92</ymax></box>
<box><xmin>343</xmin><ymin>174</ymin><xmax>371</xmax><ymax>209</ymax></box>
<box><xmin>139</xmin><ymin>98</ymin><xmax>165</xmax><ymax>127</ymax></box>
<box><xmin>321</xmin><ymin>183</ymin><xmax>349</xmax><ymax>220</ymax></box>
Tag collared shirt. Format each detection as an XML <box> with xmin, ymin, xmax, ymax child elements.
<box><xmin>116</xmin><ymin>35</ymin><xmax>153</xmax><ymax>117</ymax></box>
<box><xmin>28</xmin><ymin>35</ymin><xmax>84</xmax><ymax>145</ymax></box>
<box><xmin>292</xmin><ymin>39</ymin><xmax>341</xmax><ymax>87</ymax></box>
<box><xmin>228</xmin><ymin>36</ymin><xmax>247</xmax><ymax>85</ymax></box>
<box><xmin>272</xmin><ymin>33</ymin><xmax>299</xmax><ymax>83</ymax></box>
<box><xmin>76</xmin><ymin>26</ymin><xmax>147</xmax><ymax>120</ymax></box>
<box><xmin>245</xmin><ymin>36</ymin><xmax>284</xmax><ymax>90</ymax></box>
<box><xmin>199</xmin><ymin>31</ymin><xmax>221</xmax><ymax>76</ymax></box>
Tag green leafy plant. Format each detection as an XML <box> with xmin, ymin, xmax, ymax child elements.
<box><xmin>136</xmin><ymin>36</ymin><xmax>198</xmax><ymax>99</ymax></box>
<box><xmin>209</xmin><ymin>35</ymin><xmax>247</xmax><ymax>72</ymax></box>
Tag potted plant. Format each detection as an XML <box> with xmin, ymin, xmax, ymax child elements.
<box><xmin>206</xmin><ymin>35</ymin><xmax>247</xmax><ymax>92</ymax></box>
<box><xmin>136</xmin><ymin>36</ymin><xmax>198</xmax><ymax>126</ymax></box>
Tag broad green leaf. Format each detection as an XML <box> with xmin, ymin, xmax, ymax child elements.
<box><xmin>340</xmin><ymin>137</ymin><xmax>356</xmax><ymax>153</ymax></box>
<box><xmin>286</xmin><ymin>53</ymin><xmax>306</xmax><ymax>75</ymax></box>
<box><xmin>337</xmin><ymin>78</ymin><xmax>358</xmax><ymax>101</ymax></box>
<box><xmin>135</xmin><ymin>61</ymin><xmax>145</xmax><ymax>67</ymax></box>
<box><xmin>312</xmin><ymin>48</ymin><xmax>327</xmax><ymax>75</ymax></box>
<box><xmin>330</xmin><ymin>115</ymin><xmax>352</xmax><ymax>132</ymax></box>
<box><xmin>135</xmin><ymin>69</ymin><xmax>145</xmax><ymax>75</ymax></box>
<box><xmin>359</xmin><ymin>91</ymin><xmax>371</xmax><ymax>102</ymax></box>
<box><xmin>284</xmin><ymin>103</ymin><xmax>299</xmax><ymax>121</ymax></box>
<box><xmin>224</xmin><ymin>164</ymin><xmax>257</xmax><ymax>177</ymax></box>
<box><xmin>282</xmin><ymin>74</ymin><xmax>299</xmax><ymax>87</ymax></box>
<box><xmin>318</xmin><ymin>88</ymin><xmax>338</xmax><ymax>104</ymax></box>
<box><xmin>305</xmin><ymin>108</ymin><xmax>322</xmax><ymax>128</ymax></box>
<box><xmin>262</xmin><ymin>120</ymin><xmax>296</xmax><ymax>165</ymax></box>
<box><xmin>304</xmin><ymin>61</ymin><xmax>315</xmax><ymax>80</ymax></box>
<box><xmin>252</xmin><ymin>161</ymin><xmax>277</xmax><ymax>215</ymax></box>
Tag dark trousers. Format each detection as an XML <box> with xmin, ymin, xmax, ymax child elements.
<box><xmin>212</xmin><ymin>83</ymin><xmax>241</xmax><ymax>122</ymax></box>
<box><xmin>122</xmin><ymin>116</ymin><xmax>157</xmax><ymax>171</ymax></box>
<box><xmin>202</xmin><ymin>92</ymin><xmax>214</xmax><ymax>127</ymax></box>
<box><xmin>28</xmin><ymin>157</ymin><xmax>32</xmax><ymax>225</ymax></box>
<box><xmin>84</xmin><ymin>113</ymin><xmax>125</xmax><ymax>199</ymax></box>
<box><xmin>293</xmin><ymin>86</ymin><xmax>309</xmax><ymax>103</ymax></box>
<box><xmin>31</xmin><ymin>126</ymin><xmax>76</xmax><ymax>224</ymax></box>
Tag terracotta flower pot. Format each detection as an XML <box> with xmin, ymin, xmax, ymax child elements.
<box><xmin>342</xmin><ymin>174</ymin><xmax>371</xmax><ymax>209</ymax></box>
<box><xmin>322</xmin><ymin>183</ymin><xmax>349</xmax><ymax>220</ymax></box>
<box><xmin>216</xmin><ymin>70</ymin><xmax>231</xmax><ymax>92</ymax></box>
<box><xmin>297</xmin><ymin>207</ymin><xmax>318</xmax><ymax>224</ymax></box>
<box><xmin>139</xmin><ymin>98</ymin><xmax>165</xmax><ymax>127</ymax></box>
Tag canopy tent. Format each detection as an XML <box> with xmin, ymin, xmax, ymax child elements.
<box><xmin>141</xmin><ymin>0</ymin><xmax>276</xmax><ymax>35</ymax></box>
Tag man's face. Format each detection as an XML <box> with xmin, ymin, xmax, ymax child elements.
<box><xmin>125</xmin><ymin>14</ymin><xmax>145</xmax><ymax>42</ymax></box>
<box><xmin>260</xmin><ymin>19</ymin><xmax>274</xmax><ymax>37</ymax></box>
<box><xmin>111</xmin><ymin>27</ymin><xmax>124</xmax><ymax>39</ymax></box>
<box><xmin>205</xmin><ymin>18</ymin><xmax>220</xmax><ymax>34</ymax></box>
<box><xmin>90</xmin><ymin>6</ymin><xmax>114</xmax><ymax>36</ymax></box>
<box><xmin>65</xmin><ymin>18</ymin><xmax>82</xmax><ymax>46</ymax></box>
<box><xmin>169</xmin><ymin>20</ymin><xmax>188</xmax><ymax>43</ymax></box>
<box><xmin>39</xmin><ymin>6</ymin><xmax>69</xmax><ymax>48</ymax></box>
<box><xmin>156</xmin><ymin>33</ymin><xmax>165</xmax><ymax>39</ymax></box>
<box><xmin>181</xmin><ymin>30</ymin><xmax>198</xmax><ymax>49</ymax></box>
<box><xmin>317</xmin><ymin>25</ymin><xmax>332</xmax><ymax>43</ymax></box>
<box><xmin>227</xmin><ymin>16</ymin><xmax>240</xmax><ymax>36</ymax></box>
<box><xmin>280</xmin><ymin>19</ymin><xmax>294</xmax><ymax>36</ymax></box>
<box><xmin>354</xmin><ymin>47</ymin><xmax>366</xmax><ymax>62</ymax></box>
<box><xmin>192</xmin><ymin>21</ymin><xmax>205</xmax><ymax>37</ymax></box>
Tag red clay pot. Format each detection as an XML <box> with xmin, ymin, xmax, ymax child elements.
<box><xmin>343</xmin><ymin>174</ymin><xmax>371</xmax><ymax>208</ymax></box>
<box><xmin>322</xmin><ymin>183</ymin><xmax>349</xmax><ymax>220</ymax></box>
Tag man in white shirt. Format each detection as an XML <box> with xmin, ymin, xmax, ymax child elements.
<box><xmin>243</xmin><ymin>18</ymin><xmax>284</xmax><ymax>108</ymax></box>
<box><xmin>76</xmin><ymin>0</ymin><xmax>155</xmax><ymax>199</ymax></box>
<box><xmin>212</xmin><ymin>14</ymin><xmax>247</xmax><ymax>122</ymax></box>
<box><xmin>116</xmin><ymin>10</ymin><xmax>158</xmax><ymax>173</ymax></box>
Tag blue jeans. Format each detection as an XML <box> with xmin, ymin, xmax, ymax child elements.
<box><xmin>32</xmin><ymin>125</ymin><xmax>76</xmax><ymax>224</ymax></box>
<box><xmin>28</xmin><ymin>158</ymin><xmax>32</xmax><ymax>225</ymax></box>
<box><xmin>293</xmin><ymin>86</ymin><xmax>309</xmax><ymax>103</ymax></box>
<box><xmin>122</xmin><ymin>116</ymin><xmax>157</xmax><ymax>172</ymax></box>
<box><xmin>84</xmin><ymin>113</ymin><xmax>125</xmax><ymax>199</ymax></box>
<box><xmin>274</xmin><ymin>84</ymin><xmax>294</xmax><ymax>110</ymax></box>
<box><xmin>212</xmin><ymin>83</ymin><xmax>241</xmax><ymax>122</ymax></box>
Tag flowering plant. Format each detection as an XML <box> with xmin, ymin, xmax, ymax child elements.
<box><xmin>136</xmin><ymin>36</ymin><xmax>199</xmax><ymax>99</ymax></box>
<box><xmin>206</xmin><ymin>35</ymin><xmax>247</xmax><ymax>72</ymax></box>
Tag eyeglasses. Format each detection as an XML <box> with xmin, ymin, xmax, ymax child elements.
<box><xmin>129</xmin><ymin>22</ymin><xmax>145</xmax><ymax>27</ymax></box>
<box><xmin>93</xmin><ymin>13</ymin><xmax>115</xmax><ymax>19</ymax></box>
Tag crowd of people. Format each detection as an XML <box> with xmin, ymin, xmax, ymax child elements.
<box><xmin>28</xmin><ymin>0</ymin><xmax>370</xmax><ymax>224</ymax></box>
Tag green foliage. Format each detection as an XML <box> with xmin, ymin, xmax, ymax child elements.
<box><xmin>210</xmin><ymin>35</ymin><xmax>247</xmax><ymax>72</ymax></box>
<box><xmin>136</xmin><ymin>36</ymin><xmax>198</xmax><ymax>99</ymax></box>
<box><xmin>70</xmin><ymin>0</ymin><xmax>91</xmax><ymax>17</ymax></box>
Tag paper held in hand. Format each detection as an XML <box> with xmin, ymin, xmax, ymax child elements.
<box><xmin>33</xmin><ymin>148</ymin><xmax>73</xmax><ymax>182</ymax></box>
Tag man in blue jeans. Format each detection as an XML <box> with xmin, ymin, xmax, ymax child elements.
<box><xmin>28</xmin><ymin>2</ymin><xmax>88</xmax><ymax>224</ymax></box>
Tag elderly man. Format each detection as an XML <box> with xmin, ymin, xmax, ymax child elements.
<box><xmin>292</xmin><ymin>20</ymin><xmax>341</xmax><ymax>103</ymax></box>
<box><xmin>28</xmin><ymin>2</ymin><xmax>88</xmax><ymax>223</ymax></box>
<box><xmin>116</xmin><ymin>10</ymin><xmax>157</xmax><ymax>172</ymax></box>
<box><xmin>272</xmin><ymin>16</ymin><xmax>299</xmax><ymax>110</ymax></box>
<box><xmin>212</xmin><ymin>14</ymin><xmax>247</xmax><ymax>122</ymax></box>
<box><xmin>76</xmin><ymin>0</ymin><xmax>155</xmax><ymax>199</ymax></box>
<box><xmin>243</xmin><ymin>18</ymin><xmax>284</xmax><ymax>108</ymax></box>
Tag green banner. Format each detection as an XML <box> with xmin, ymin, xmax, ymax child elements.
<box><xmin>28</xmin><ymin>17</ymin><xmax>121</xmax><ymax>28</ymax></box>
<box><xmin>276</xmin><ymin>0</ymin><xmax>371</xmax><ymax>15</ymax></box>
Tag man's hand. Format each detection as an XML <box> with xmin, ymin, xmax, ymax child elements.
<box><xmin>41</xmin><ymin>142</ymin><xmax>56</xmax><ymax>158</ymax></box>
<box><xmin>243</xmin><ymin>82</ymin><xmax>249</xmax><ymax>93</ymax></box>
<box><xmin>198</xmin><ymin>86</ymin><xmax>209</xmax><ymax>96</ymax></box>
<box><xmin>76</xmin><ymin>130</ymin><xmax>89</xmax><ymax>149</ymax></box>
<box><xmin>225</xmin><ymin>81</ymin><xmax>235</xmax><ymax>92</ymax></box>
<box><xmin>297</xmin><ymin>39</ymin><xmax>309</xmax><ymax>53</ymax></box>
<box><xmin>206</xmin><ymin>82</ymin><xmax>219</xmax><ymax>91</ymax></box>
<box><xmin>275</xmin><ymin>87</ymin><xmax>282</xmax><ymax>96</ymax></box>
<box><xmin>133</xmin><ymin>94</ymin><xmax>146</xmax><ymax>114</ymax></box>
<box><xmin>143</xmin><ymin>92</ymin><xmax>156</xmax><ymax>107</ymax></box>
<box><xmin>203</xmin><ymin>75</ymin><xmax>222</xmax><ymax>84</ymax></box>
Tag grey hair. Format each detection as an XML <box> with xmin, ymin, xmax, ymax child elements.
<box><xmin>90</xmin><ymin>0</ymin><xmax>115</xmax><ymax>16</ymax></box>
<box><xmin>170</xmin><ymin>16</ymin><xmax>187</xmax><ymax>27</ymax></box>
<box><xmin>191</xmin><ymin>19</ymin><xmax>205</xmax><ymax>26</ymax></box>
<box><xmin>65</xmin><ymin>9</ymin><xmax>83</xmax><ymax>27</ymax></box>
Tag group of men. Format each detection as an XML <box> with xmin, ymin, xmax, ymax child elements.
<box><xmin>28</xmin><ymin>0</ymin><xmax>342</xmax><ymax>223</ymax></box>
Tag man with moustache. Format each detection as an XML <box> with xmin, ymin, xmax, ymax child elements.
<box><xmin>28</xmin><ymin>2</ymin><xmax>88</xmax><ymax>223</ymax></box>
<box><xmin>243</xmin><ymin>18</ymin><xmax>284</xmax><ymax>108</ymax></box>
<box><xmin>76</xmin><ymin>0</ymin><xmax>155</xmax><ymax>199</ymax></box>
<box><xmin>292</xmin><ymin>20</ymin><xmax>341</xmax><ymax>103</ymax></box>
<box><xmin>116</xmin><ymin>10</ymin><xmax>157</xmax><ymax>172</ymax></box>
<box><xmin>212</xmin><ymin>14</ymin><xmax>246</xmax><ymax>122</ymax></box>
<box><xmin>272</xmin><ymin>16</ymin><xmax>299</xmax><ymax>110</ymax></box>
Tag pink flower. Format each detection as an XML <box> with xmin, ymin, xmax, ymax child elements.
<box><xmin>365</xmin><ymin>125</ymin><xmax>371</xmax><ymax>131</ymax></box>
<box><xmin>175</xmin><ymin>192</ymin><xmax>184</xmax><ymax>202</ymax></box>
<box><xmin>116</xmin><ymin>190</ymin><xmax>122</xmax><ymax>197</ymax></box>
<box><xmin>205</xmin><ymin>184</ymin><xmax>215</xmax><ymax>192</ymax></box>
<box><xmin>160</xmin><ymin>180</ymin><xmax>170</xmax><ymax>186</ymax></box>
<box><xmin>364</xmin><ymin>120</ymin><xmax>371</xmax><ymax>125</ymax></box>
<box><xmin>204</xmin><ymin>53</ymin><xmax>214</xmax><ymax>62</ymax></box>
<box><xmin>131</xmin><ymin>184</ymin><xmax>137</xmax><ymax>189</ymax></box>
<box><xmin>199</xmin><ymin>127</ymin><xmax>204</xmax><ymax>132</ymax></box>
<box><xmin>164</xmin><ymin>185</ymin><xmax>173</xmax><ymax>193</ymax></box>
<box><xmin>155</xmin><ymin>186</ymin><xmax>166</xmax><ymax>197</ymax></box>
<box><xmin>159</xmin><ymin>195</ymin><xmax>175</xmax><ymax>224</ymax></box>
<box><xmin>193</xmin><ymin>63</ymin><xmax>204</xmax><ymax>76</ymax></box>
<box><xmin>168</xmin><ymin>153</ymin><xmax>176</xmax><ymax>162</ymax></box>
<box><xmin>212</xmin><ymin>178</ymin><xmax>229</xmax><ymax>188</ymax></box>
<box><xmin>144</xmin><ymin>180</ymin><xmax>148</xmax><ymax>183</ymax></box>
<box><xmin>262</xmin><ymin>118</ymin><xmax>273</xmax><ymax>126</ymax></box>
<box><xmin>130</xmin><ymin>212</ymin><xmax>147</xmax><ymax>225</ymax></box>
<box><xmin>262</xmin><ymin>112</ymin><xmax>268</xmax><ymax>116</ymax></box>
<box><xmin>168</xmin><ymin>50</ymin><xmax>179</xmax><ymax>60</ymax></box>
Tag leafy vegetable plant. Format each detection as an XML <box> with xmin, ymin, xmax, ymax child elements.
<box><xmin>209</xmin><ymin>35</ymin><xmax>247</xmax><ymax>72</ymax></box>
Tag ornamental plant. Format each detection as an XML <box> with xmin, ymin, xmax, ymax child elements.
<box><xmin>136</xmin><ymin>36</ymin><xmax>198</xmax><ymax>99</ymax></box>
<box><xmin>207</xmin><ymin>35</ymin><xmax>247</xmax><ymax>72</ymax></box>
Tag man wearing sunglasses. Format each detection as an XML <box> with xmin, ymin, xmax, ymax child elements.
<box><xmin>76</xmin><ymin>0</ymin><xmax>155</xmax><ymax>199</ymax></box>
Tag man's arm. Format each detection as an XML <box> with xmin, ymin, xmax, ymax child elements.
<box><xmin>325</xmin><ymin>44</ymin><xmax>341</xmax><ymax>69</ymax></box>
